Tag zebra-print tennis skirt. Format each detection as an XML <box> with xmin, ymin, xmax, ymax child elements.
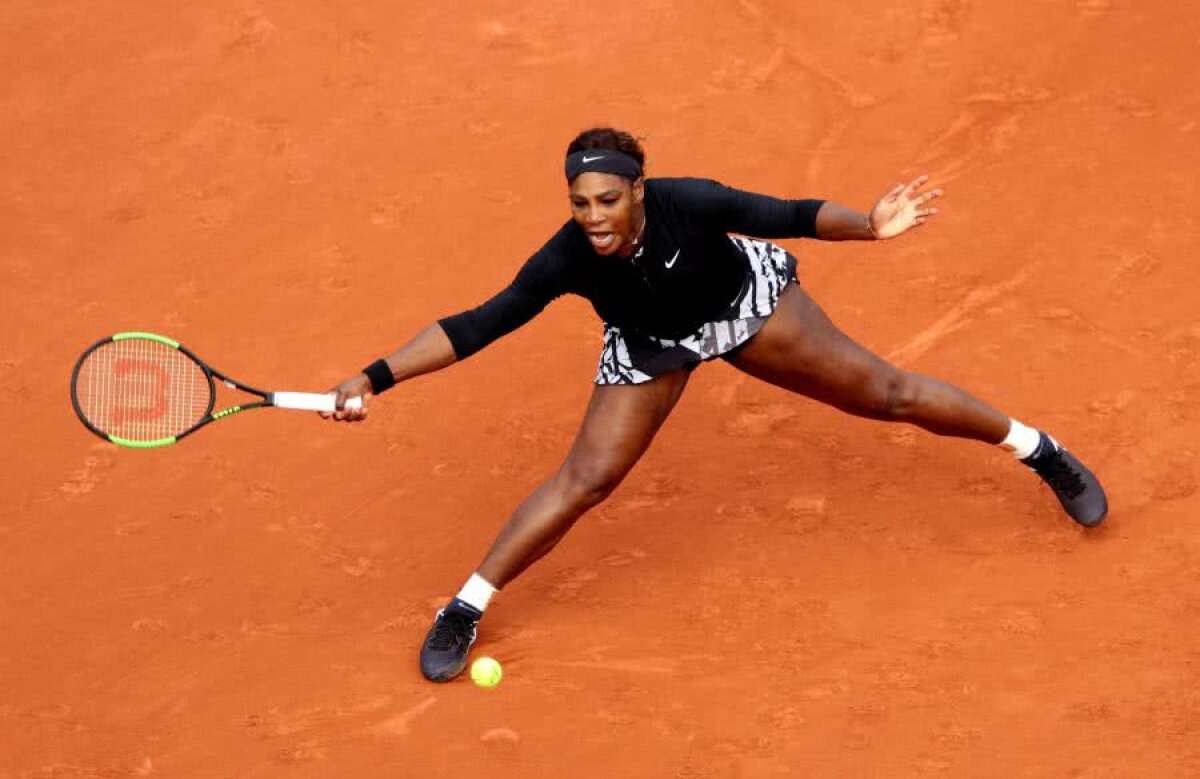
<box><xmin>594</xmin><ymin>237</ymin><xmax>797</xmax><ymax>385</ymax></box>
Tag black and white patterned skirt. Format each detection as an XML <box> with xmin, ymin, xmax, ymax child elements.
<box><xmin>594</xmin><ymin>237</ymin><xmax>796</xmax><ymax>385</ymax></box>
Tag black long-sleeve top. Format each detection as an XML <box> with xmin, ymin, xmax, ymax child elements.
<box><xmin>439</xmin><ymin>177</ymin><xmax>824</xmax><ymax>357</ymax></box>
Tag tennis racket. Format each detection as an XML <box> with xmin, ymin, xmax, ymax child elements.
<box><xmin>71</xmin><ymin>331</ymin><xmax>362</xmax><ymax>448</ymax></box>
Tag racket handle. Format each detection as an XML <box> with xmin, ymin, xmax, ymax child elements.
<box><xmin>271</xmin><ymin>392</ymin><xmax>364</xmax><ymax>412</ymax></box>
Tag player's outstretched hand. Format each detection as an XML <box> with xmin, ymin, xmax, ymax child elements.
<box><xmin>321</xmin><ymin>373</ymin><xmax>372</xmax><ymax>422</ymax></box>
<box><xmin>867</xmin><ymin>175</ymin><xmax>942</xmax><ymax>239</ymax></box>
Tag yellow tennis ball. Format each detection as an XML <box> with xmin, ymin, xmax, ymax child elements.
<box><xmin>470</xmin><ymin>657</ymin><xmax>503</xmax><ymax>688</ymax></box>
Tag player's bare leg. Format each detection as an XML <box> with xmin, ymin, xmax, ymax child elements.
<box><xmin>727</xmin><ymin>282</ymin><xmax>1107</xmax><ymax>524</ymax></box>
<box><xmin>480</xmin><ymin>368</ymin><xmax>691</xmax><ymax>585</ymax></box>
<box><xmin>419</xmin><ymin>368</ymin><xmax>691</xmax><ymax>682</ymax></box>
<box><xmin>728</xmin><ymin>282</ymin><xmax>1010</xmax><ymax>440</ymax></box>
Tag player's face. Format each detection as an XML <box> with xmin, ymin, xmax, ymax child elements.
<box><xmin>568</xmin><ymin>173</ymin><xmax>645</xmax><ymax>258</ymax></box>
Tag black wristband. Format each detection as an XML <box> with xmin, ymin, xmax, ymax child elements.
<box><xmin>362</xmin><ymin>359</ymin><xmax>395</xmax><ymax>395</ymax></box>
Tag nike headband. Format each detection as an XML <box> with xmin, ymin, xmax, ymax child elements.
<box><xmin>565</xmin><ymin>149</ymin><xmax>643</xmax><ymax>182</ymax></box>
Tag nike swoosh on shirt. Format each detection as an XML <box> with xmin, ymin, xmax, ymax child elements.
<box><xmin>581</xmin><ymin>155</ymin><xmax>605</xmax><ymax>163</ymax></box>
<box><xmin>665</xmin><ymin>249</ymin><xmax>680</xmax><ymax>268</ymax></box>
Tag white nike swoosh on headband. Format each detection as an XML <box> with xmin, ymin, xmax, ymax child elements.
<box><xmin>581</xmin><ymin>155</ymin><xmax>605</xmax><ymax>163</ymax></box>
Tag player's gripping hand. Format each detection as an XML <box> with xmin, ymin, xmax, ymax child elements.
<box><xmin>321</xmin><ymin>373</ymin><xmax>372</xmax><ymax>422</ymax></box>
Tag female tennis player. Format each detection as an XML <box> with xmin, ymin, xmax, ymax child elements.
<box><xmin>322</xmin><ymin>127</ymin><xmax>1108</xmax><ymax>683</ymax></box>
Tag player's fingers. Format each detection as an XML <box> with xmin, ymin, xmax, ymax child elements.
<box><xmin>906</xmin><ymin>174</ymin><xmax>930</xmax><ymax>193</ymax></box>
<box><xmin>331</xmin><ymin>391</ymin><xmax>349</xmax><ymax>421</ymax></box>
<box><xmin>341</xmin><ymin>394</ymin><xmax>371</xmax><ymax>420</ymax></box>
<box><xmin>334</xmin><ymin>387</ymin><xmax>359</xmax><ymax>414</ymax></box>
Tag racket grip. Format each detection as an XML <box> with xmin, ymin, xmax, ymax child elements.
<box><xmin>271</xmin><ymin>392</ymin><xmax>364</xmax><ymax>412</ymax></box>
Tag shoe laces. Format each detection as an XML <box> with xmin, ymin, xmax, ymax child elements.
<box><xmin>1032</xmin><ymin>450</ymin><xmax>1086</xmax><ymax>499</ymax></box>
<box><xmin>428</xmin><ymin>609</ymin><xmax>476</xmax><ymax>651</ymax></box>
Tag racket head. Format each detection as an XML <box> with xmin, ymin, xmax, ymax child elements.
<box><xmin>71</xmin><ymin>332</ymin><xmax>216</xmax><ymax>448</ymax></box>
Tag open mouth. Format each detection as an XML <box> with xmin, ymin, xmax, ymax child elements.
<box><xmin>588</xmin><ymin>232</ymin><xmax>616</xmax><ymax>250</ymax></box>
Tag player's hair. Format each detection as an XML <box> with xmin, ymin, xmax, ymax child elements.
<box><xmin>566</xmin><ymin>127</ymin><xmax>646</xmax><ymax>168</ymax></box>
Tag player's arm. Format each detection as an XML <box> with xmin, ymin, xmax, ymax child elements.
<box><xmin>812</xmin><ymin>201</ymin><xmax>876</xmax><ymax>241</ymax></box>
<box><xmin>670</xmin><ymin>177</ymin><xmax>825</xmax><ymax>239</ymax></box>
<box><xmin>323</xmin><ymin>285</ymin><xmax>549</xmax><ymax>422</ymax></box>
<box><xmin>673</xmin><ymin>176</ymin><xmax>940</xmax><ymax>242</ymax></box>
<box><xmin>373</xmin><ymin>321</ymin><xmax>459</xmax><ymax>384</ymax></box>
<box><xmin>814</xmin><ymin>176</ymin><xmax>942</xmax><ymax>241</ymax></box>
<box><xmin>322</xmin><ymin>322</ymin><xmax>454</xmax><ymax>422</ymax></box>
<box><xmin>324</xmin><ymin>242</ymin><xmax>568</xmax><ymax>422</ymax></box>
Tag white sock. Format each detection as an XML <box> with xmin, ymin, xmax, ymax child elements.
<box><xmin>455</xmin><ymin>572</ymin><xmax>498</xmax><ymax>613</ymax></box>
<box><xmin>1000</xmin><ymin>419</ymin><xmax>1042</xmax><ymax>459</ymax></box>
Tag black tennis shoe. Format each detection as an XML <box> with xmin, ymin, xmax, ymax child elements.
<box><xmin>1021</xmin><ymin>432</ymin><xmax>1108</xmax><ymax>527</ymax></box>
<box><xmin>419</xmin><ymin>598</ymin><xmax>480</xmax><ymax>682</ymax></box>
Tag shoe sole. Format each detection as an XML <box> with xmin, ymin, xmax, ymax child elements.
<box><xmin>422</xmin><ymin>662</ymin><xmax>469</xmax><ymax>683</ymax></box>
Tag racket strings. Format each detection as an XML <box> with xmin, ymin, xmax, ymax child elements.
<box><xmin>77</xmin><ymin>339</ymin><xmax>211</xmax><ymax>441</ymax></box>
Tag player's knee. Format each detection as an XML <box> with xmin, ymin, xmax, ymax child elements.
<box><xmin>851</xmin><ymin>369</ymin><xmax>918</xmax><ymax>420</ymax></box>
<box><xmin>877</xmin><ymin>371</ymin><xmax>923</xmax><ymax>420</ymax></box>
<box><xmin>558</xmin><ymin>458</ymin><xmax>624</xmax><ymax>509</ymax></box>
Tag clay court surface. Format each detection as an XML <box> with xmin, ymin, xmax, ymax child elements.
<box><xmin>4</xmin><ymin>1</ymin><xmax>1200</xmax><ymax>776</ymax></box>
